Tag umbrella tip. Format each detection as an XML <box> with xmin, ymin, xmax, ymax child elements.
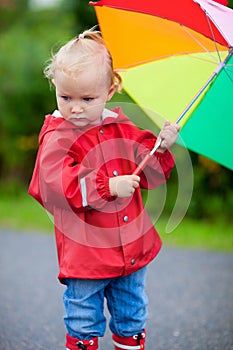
<box><xmin>89</xmin><ymin>0</ymin><xmax>102</xmax><ymax>6</ymax></box>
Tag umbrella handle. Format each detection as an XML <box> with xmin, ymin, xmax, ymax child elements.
<box><xmin>133</xmin><ymin>153</ymin><xmax>152</xmax><ymax>176</ymax></box>
<box><xmin>133</xmin><ymin>138</ymin><xmax>162</xmax><ymax>175</ymax></box>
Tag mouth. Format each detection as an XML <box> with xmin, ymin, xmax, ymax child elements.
<box><xmin>69</xmin><ymin>117</ymin><xmax>86</xmax><ymax>123</ymax></box>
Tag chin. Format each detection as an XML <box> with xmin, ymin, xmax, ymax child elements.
<box><xmin>68</xmin><ymin>118</ymin><xmax>88</xmax><ymax>127</ymax></box>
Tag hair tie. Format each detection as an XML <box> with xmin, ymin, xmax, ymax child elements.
<box><xmin>78</xmin><ymin>33</ymin><xmax>85</xmax><ymax>40</ymax></box>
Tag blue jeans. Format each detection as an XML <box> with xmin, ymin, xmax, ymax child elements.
<box><xmin>63</xmin><ymin>267</ymin><xmax>148</xmax><ymax>340</ymax></box>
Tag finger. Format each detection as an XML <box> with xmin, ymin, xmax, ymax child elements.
<box><xmin>160</xmin><ymin>140</ymin><xmax>167</xmax><ymax>149</ymax></box>
<box><xmin>131</xmin><ymin>175</ymin><xmax>140</xmax><ymax>182</ymax></box>
<box><xmin>168</xmin><ymin>123</ymin><xmax>180</xmax><ymax>133</ymax></box>
<box><xmin>156</xmin><ymin>135</ymin><xmax>165</xmax><ymax>148</ymax></box>
<box><xmin>133</xmin><ymin>181</ymin><xmax>140</xmax><ymax>188</ymax></box>
<box><xmin>164</xmin><ymin>120</ymin><xmax>171</xmax><ymax>127</ymax></box>
<box><xmin>174</xmin><ymin>123</ymin><xmax>180</xmax><ymax>132</ymax></box>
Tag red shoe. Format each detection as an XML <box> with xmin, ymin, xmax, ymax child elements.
<box><xmin>66</xmin><ymin>333</ymin><xmax>98</xmax><ymax>350</ymax></box>
<box><xmin>112</xmin><ymin>330</ymin><xmax>146</xmax><ymax>350</ymax></box>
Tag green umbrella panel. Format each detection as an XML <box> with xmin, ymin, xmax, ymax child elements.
<box><xmin>179</xmin><ymin>54</ymin><xmax>233</xmax><ymax>170</ymax></box>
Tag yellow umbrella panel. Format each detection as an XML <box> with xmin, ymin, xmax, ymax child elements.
<box><xmin>120</xmin><ymin>51</ymin><xmax>229</xmax><ymax>127</ymax></box>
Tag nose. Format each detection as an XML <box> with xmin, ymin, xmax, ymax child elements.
<box><xmin>71</xmin><ymin>102</ymin><xmax>84</xmax><ymax>114</ymax></box>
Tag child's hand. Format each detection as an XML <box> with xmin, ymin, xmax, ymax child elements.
<box><xmin>157</xmin><ymin>121</ymin><xmax>180</xmax><ymax>152</ymax></box>
<box><xmin>109</xmin><ymin>175</ymin><xmax>140</xmax><ymax>198</ymax></box>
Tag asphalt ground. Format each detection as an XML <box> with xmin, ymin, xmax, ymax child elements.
<box><xmin>0</xmin><ymin>230</ymin><xmax>232</xmax><ymax>350</ymax></box>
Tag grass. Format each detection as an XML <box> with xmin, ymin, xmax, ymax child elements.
<box><xmin>0</xmin><ymin>190</ymin><xmax>232</xmax><ymax>252</ymax></box>
<box><xmin>157</xmin><ymin>217</ymin><xmax>233</xmax><ymax>252</ymax></box>
<box><xmin>0</xmin><ymin>191</ymin><xmax>53</xmax><ymax>233</ymax></box>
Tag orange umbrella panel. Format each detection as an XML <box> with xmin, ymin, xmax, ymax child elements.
<box><xmin>93</xmin><ymin>5</ymin><xmax>227</xmax><ymax>69</ymax></box>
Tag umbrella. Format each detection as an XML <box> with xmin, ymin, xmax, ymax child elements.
<box><xmin>90</xmin><ymin>0</ymin><xmax>233</xmax><ymax>171</ymax></box>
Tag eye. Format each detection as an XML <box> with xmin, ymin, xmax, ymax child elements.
<box><xmin>83</xmin><ymin>97</ymin><xmax>94</xmax><ymax>102</ymax></box>
<box><xmin>61</xmin><ymin>95</ymin><xmax>71</xmax><ymax>101</ymax></box>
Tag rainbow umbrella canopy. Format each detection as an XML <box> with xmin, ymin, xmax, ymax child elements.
<box><xmin>90</xmin><ymin>0</ymin><xmax>233</xmax><ymax>170</ymax></box>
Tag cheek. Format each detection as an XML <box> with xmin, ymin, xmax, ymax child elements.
<box><xmin>87</xmin><ymin>104</ymin><xmax>104</xmax><ymax>120</ymax></box>
<box><xmin>57</xmin><ymin>99</ymin><xmax>68</xmax><ymax>110</ymax></box>
<box><xmin>90</xmin><ymin>104</ymin><xmax>104</xmax><ymax>114</ymax></box>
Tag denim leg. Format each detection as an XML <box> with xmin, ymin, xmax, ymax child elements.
<box><xmin>63</xmin><ymin>278</ymin><xmax>110</xmax><ymax>339</ymax></box>
<box><xmin>105</xmin><ymin>267</ymin><xmax>148</xmax><ymax>337</ymax></box>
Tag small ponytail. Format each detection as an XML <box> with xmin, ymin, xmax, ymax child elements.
<box><xmin>77</xmin><ymin>27</ymin><xmax>104</xmax><ymax>46</ymax></box>
<box><xmin>113</xmin><ymin>71</ymin><xmax>122</xmax><ymax>93</ymax></box>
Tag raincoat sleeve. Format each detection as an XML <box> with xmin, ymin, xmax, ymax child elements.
<box><xmin>28</xmin><ymin>132</ymin><xmax>115</xmax><ymax>215</ymax></box>
<box><xmin>134</xmin><ymin>130</ymin><xmax>175</xmax><ymax>189</ymax></box>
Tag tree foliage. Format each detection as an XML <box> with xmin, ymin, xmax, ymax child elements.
<box><xmin>0</xmin><ymin>1</ymin><xmax>96</xmax><ymax>184</ymax></box>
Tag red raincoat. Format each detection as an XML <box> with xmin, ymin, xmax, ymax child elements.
<box><xmin>29</xmin><ymin>107</ymin><xmax>175</xmax><ymax>281</ymax></box>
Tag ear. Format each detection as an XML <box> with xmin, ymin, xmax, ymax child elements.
<box><xmin>107</xmin><ymin>83</ymin><xmax>117</xmax><ymax>101</ymax></box>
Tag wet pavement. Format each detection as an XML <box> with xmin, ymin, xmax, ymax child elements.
<box><xmin>0</xmin><ymin>230</ymin><xmax>232</xmax><ymax>350</ymax></box>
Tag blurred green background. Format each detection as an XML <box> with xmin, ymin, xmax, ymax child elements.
<box><xmin>0</xmin><ymin>0</ymin><xmax>232</xmax><ymax>251</ymax></box>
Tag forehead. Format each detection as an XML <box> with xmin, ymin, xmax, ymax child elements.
<box><xmin>54</xmin><ymin>67</ymin><xmax>109</xmax><ymax>94</ymax></box>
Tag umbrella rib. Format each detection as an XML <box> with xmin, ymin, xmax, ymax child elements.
<box><xmin>205</xmin><ymin>14</ymin><xmax>222</xmax><ymax>62</ymax></box>
<box><xmin>176</xmin><ymin>49</ymin><xmax>233</xmax><ymax>124</ymax></box>
<box><xmin>225</xmin><ymin>65</ymin><xmax>233</xmax><ymax>74</ymax></box>
<box><xmin>184</xmin><ymin>53</ymin><xmax>222</xmax><ymax>66</ymax></box>
<box><xmin>181</xmin><ymin>25</ymin><xmax>220</xmax><ymax>64</ymax></box>
<box><xmin>223</xmin><ymin>56</ymin><xmax>233</xmax><ymax>82</ymax></box>
<box><xmin>224</xmin><ymin>69</ymin><xmax>233</xmax><ymax>83</ymax></box>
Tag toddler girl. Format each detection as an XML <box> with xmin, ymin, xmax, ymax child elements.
<box><xmin>29</xmin><ymin>28</ymin><xmax>179</xmax><ymax>350</ymax></box>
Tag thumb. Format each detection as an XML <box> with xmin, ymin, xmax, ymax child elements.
<box><xmin>174</xmin><ymin>123</ymin><xmax>181</xmax><ymax>132</ymax></box>
<box><xmin>164</xmin><ymin>120</ymin><xmax>171</xmax><ymax>127</ymax></box>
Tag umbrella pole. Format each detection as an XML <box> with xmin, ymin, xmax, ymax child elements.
<box><xmin>133</xmin><ymin>139</ymin><xmax>162</xmax><ymax>175</ymax></box>
<box><xmin>175</xmin><ymin>62</ymin><xmax>223</xmax><ymax>124</ymax></box>
<box><xmin>133</xmin><ymin>49</ymin><xmax>233</xmax><ymax>176</ymax></box>
<box><xmin>176</xmin><ymin>49</ymin><xmax>233</xmax><ymax>124</ymax></box>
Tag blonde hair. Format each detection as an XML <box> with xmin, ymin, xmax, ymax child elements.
<box><xmin>44</xmin><ymin>28</ymin><xmax>122</xmax><ymax>92</ymax></box>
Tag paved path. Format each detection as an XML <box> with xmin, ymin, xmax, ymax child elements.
<box><xmin>0</xmin><ymin>230</ymin><xmax>232</xmax><ymax>350</ymax></box>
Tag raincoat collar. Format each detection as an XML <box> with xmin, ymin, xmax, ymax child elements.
<box><xmin>52</xmin><ymin>108</ymin><xmax>118</xmax><ymax>122</ymax></box>
<box><xmin>39</xmin><ymin>107</ymin><xmax>130</xmax><ymax>145</ymax></box>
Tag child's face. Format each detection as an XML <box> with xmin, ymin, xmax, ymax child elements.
<box><xmin>53</xmin><ymin>66</ymin><xmax>116</xmax><ymax>127</ymax></box>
